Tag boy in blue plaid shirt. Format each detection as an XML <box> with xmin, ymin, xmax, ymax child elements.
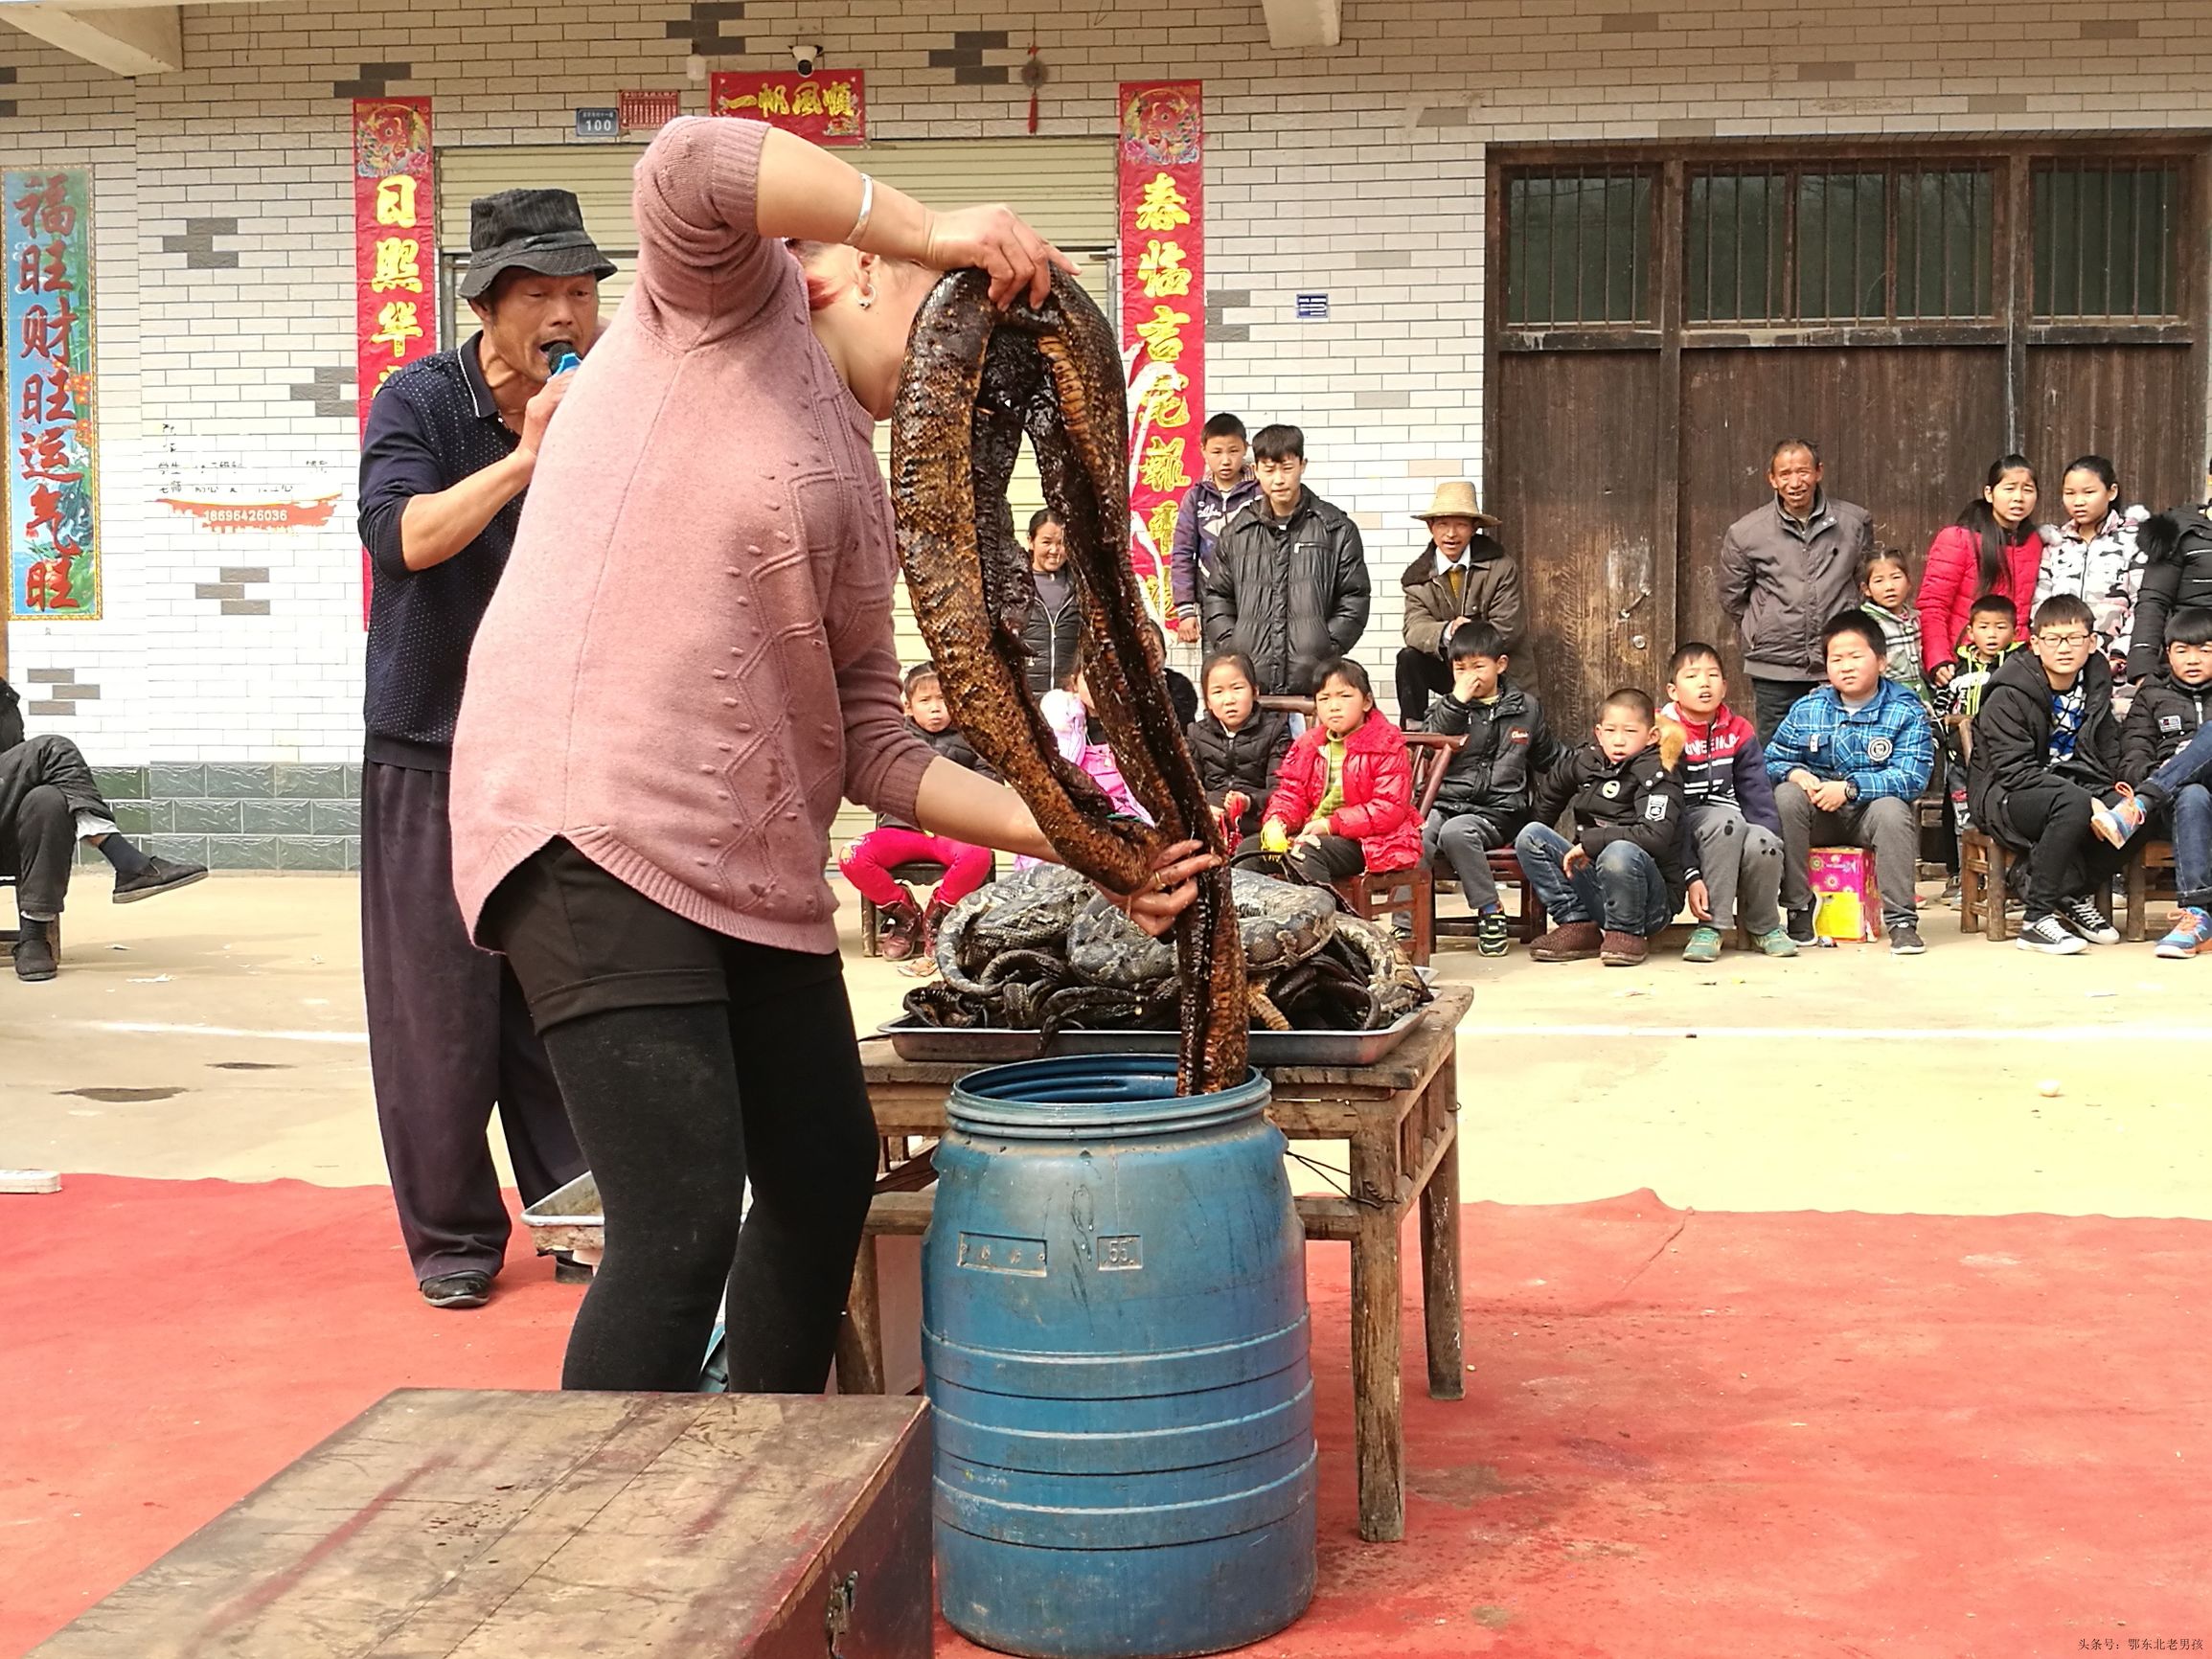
<box><xmin>1766</xmin><ymin>610</ymin><xmax>1938</xmax><ymax>955</ymax></box>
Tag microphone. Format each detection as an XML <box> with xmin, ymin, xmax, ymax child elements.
<box><xmin>542</xmin><ymin>339</ymin><xmax>582</xmax><ymax>376</ymax></box>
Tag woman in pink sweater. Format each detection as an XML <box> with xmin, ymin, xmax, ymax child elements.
<box><xmin>447</xmin><ymin>118</ymin><xmax>1208</xmax><ymax>1395</ymax></box>
<box><xmin>1916</xmin><ymin>453</ymin><xmax>2041</xmax><ymax>683</ymax></box>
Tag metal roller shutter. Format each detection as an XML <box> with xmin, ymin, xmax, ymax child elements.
<box><xmin>435</xmin><ymin>134</ymin><xmax>1118</xmax><ymax>855</ymax></box>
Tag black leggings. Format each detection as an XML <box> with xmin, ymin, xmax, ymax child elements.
<box><xmin>482</xmin><ymin>842</ymin><xmax>878</xmax><ymax>1393</ymax></box>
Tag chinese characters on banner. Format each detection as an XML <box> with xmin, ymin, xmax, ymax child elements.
<box><xmin>353</xmin><ymin>98</ymin><xmax>435</xmax><ymax>620</ymax></box>
<box><xmin>6</xmin><ymin>168</ymin><xmax>99</xmax><ymax>622</ymax></box>
<box><xmin>1117</xmin><ymin>81</ymin><xmax>1204</xmax><ymax>623</ymax></box>
<box><xmin>708</xmin><ymin>71</ymin><xmax>866</xmax><ymax>144</ymax></box>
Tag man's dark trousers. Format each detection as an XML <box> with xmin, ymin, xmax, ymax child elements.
<box><xmin>1</xmin><ymin>735</ymin><xmax>120</xmax><ymax>920</ymax></box>
<box><xmin>1750</xmin><ymin>675</ymin><xmax>1824</xmax><ymax>740</ymax></box>
<box><xmin>360</xmin><ymin>760</ymin><xmax>583</xmax><ymax>1284</ymax></box>
<box><xmin>0</xmin><ymin>784</ymin><xmax>74</xmax><ymax>919</ymax></box>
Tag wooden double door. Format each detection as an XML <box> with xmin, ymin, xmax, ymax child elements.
<box><xmin>1488</xmin><ymin>140</ymin><xmax>2211</xmax><ymax>728</ymax></box>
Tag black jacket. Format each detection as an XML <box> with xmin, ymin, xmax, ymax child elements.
<box><xmin>1425</xmin><ymin>678</ymin><xmax>1562</xmax><ymax>827</ymax></box>
<box><xmin>1534</xmin><ymin>741</ymin><xmax>1688</xmax><ymax>903</ymax></box>
<box><xmin>1200</xmin><ymin>489</ymin><xmax>1370</xmax><ymax>696</ymax></box>
<box><xmin>0</xmin><ymin>677</ymin><xmax>21</xmax><ymax>757</ymax></box>
<box><xmin>2121</xmin><ymin>667</ymin><xmax>2212</xmax><ymax>784</ymax></box>
<box><xmin>1019</xmin><ymin>570</ymin><xmax>1082</xmax><ymax>696</ymax></box>
<box><xmin>1185</xmin><ymin>708</ymin><xmax>1293</xmax><ymax>838</ymax></box>
<box><xmin>879</xmin><ymin>717</ymin><xmax>992</xmax><ymax>830</ymax></box>
<box><xmin>1968</xmin><ymin>648</ymin><xmax>2124</xmax><ymax>836</ymax></box>
<box><xmin>2128</xmin><ymin>508</ymin><xmax>2212</xmax><ymax>680</ymax></box>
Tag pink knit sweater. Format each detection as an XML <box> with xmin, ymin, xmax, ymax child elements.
<box><xmin>448</xmin><ymin>118</ymin><xmax>934</xmax><ymax>953</ymax></box>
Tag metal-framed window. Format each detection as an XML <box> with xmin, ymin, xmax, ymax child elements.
<box><xmin>1504</xmin><ymin>169</ymin><xmax>1653</xmax><ymax>326</ymax></box>
<box><xmin>2032</xmin><ymin>161</ymin><xmax>2181</xmax><ymax>319</ymax></box>
<box><xmin>1685</xmin><ymin>164</ymin><xmax>1995</xmax><ymax>325</ymax></box>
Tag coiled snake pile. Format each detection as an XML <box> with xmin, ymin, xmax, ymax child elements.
<box><xmin>889</xmin><ymin>269</ymin><xmax>1246</xmax><ymax>1095</ymax></box>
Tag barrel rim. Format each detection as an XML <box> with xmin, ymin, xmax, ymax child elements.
<box><xmin>948</xmin><ymin>1055</ymin><xmax>1269</xmax><ymax>1139</ymax></box>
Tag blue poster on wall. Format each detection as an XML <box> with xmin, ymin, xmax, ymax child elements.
<box><xmin>7</xmin><ymin>167</ymin><xmax>100</xmax><ymax>622</ymax></box>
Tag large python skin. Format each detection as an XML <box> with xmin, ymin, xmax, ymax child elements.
<box><xmin>889</xmin><ymin>268</ymin><xmax>1247</xmax><ymax>1095</ymax></box>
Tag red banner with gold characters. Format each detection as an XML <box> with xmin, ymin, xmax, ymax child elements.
<box><xmin>1117</xmin><ymin>81</ymin><xmax>1204</xmax><ymax>622</ymax></box>
<box><xmin>352</xmin><ymin>98</ymin><xmax>434</xmax><ymax>618</ymax></box>
<box><xmin>7</xmin><ymin>168</ymin><xmax>99</xmax><ymax>621</ymax></box>
<box><xmin>709</xmin><ymin>71</ymin><xmax>865</xmax><ymax>145</ymax></box>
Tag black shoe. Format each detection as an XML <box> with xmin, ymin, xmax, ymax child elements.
<box><xmin>420</xmin><ymin>1270</ymin><xmax>491</xmax><ymax>1309</ymax></box>
<box><xmin>11</xmin><ymin>920</ymin><xmax>57</xmax><ymax>982</ymax></box>
<box><xmin>1887</xmin><ymin>921</ymin><xmax>1927</xmax><ymax>956</ymax></box>
<box><xmin>1786</xmin><ymin>907</ymin><xmax>1816</xmax><ymax>945</ymax></box>
<box><xmin>2054</xmin><ymin>895</ymin><xmax>2121</xmax><ymax>946</ymax></box>
<box><xmin>111</xmin><ymin>855</ymin><xmax>209</xmax><ymax>904</ymax></box>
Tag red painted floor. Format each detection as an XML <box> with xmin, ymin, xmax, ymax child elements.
<box><xmin>3</xmin><ymin>1178</ymin><xmax>2205</xmax><ymax>1656</ymax></box>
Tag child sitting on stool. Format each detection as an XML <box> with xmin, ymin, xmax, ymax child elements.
<box><xmin>1256</xmin><ymin>658</ymin><xmax>1421</xmax><ymax>883</ymax></box>
<box><xmin>1516</xmin><ymin>688</ymin><xmax>1688</xmax><ymax>968</ymax></box>
<box><xmin>1423</xmin><ymin>622</ymin><xmax>1562</xmax><ymax>957</ymax></box>
<box><xmin>2105</xmin><ymin>604</ymin><xmax>2212</xmax><ymax>957</ymax></box>
<box><xmin>1661</xmin><ymin>644</ymin><xmax>1794</xmax><ymax>962</ymax></box>
<box><xmin>1187</xmin><ymin>649</ymin><xmax>1292</xmax><ymax>852</ymax></box>
<box><xmin>837</xmin><ymin>664</ymin><xmax>993</xmax><ymax>967</ymax></box>
<box><xmin>1966</xmin><ymin>594</ymin><xmax>2132</xmax><ymax>955</ymax></box>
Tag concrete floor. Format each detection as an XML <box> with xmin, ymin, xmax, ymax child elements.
<box><xmin>5</xmin><ymin>872</ymin><xmax>2206</xmax><ymax>1222</ymax></box>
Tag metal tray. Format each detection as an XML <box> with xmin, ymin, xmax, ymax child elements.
<box><xmin>520</xmin><ymin>1170</ymin><xmax>604</xmax><ymax>1265</ymax></box>
<box><xmin>877</xmin><ymin>1000</ymin><xmax>1428</xmax><ymax>1069</ymax></box>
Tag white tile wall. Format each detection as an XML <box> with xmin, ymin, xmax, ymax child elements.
<box><xmin>1</xmin><ymin>0</ymin><xmax>2207</xmax><ymax>758</ymax></box>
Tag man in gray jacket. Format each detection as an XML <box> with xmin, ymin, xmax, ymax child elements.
<box><xmin>1719</xmin><ymin>438</ymin><xmax>1874</xmax><ymax>737</ymax></box>
<box><xmin>1201</xmin><ymin>423</ymin><xmax>1370</xmax><ymax>697</ymax></box>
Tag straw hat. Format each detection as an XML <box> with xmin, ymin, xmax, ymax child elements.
<box><xmin>1410</xmin><ymin>481</ymin><xmax>1498</xmax><ymax>528</ymax></box>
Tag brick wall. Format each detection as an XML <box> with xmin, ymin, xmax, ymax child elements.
<box><xmin>2</xmin><ymin>0</ymin><xmax>2206</xmax><ymax>809</ymax></box>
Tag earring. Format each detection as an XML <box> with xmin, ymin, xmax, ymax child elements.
<box><xmin>856</xmin><ymin>285</ymin><xmax>875</xmax><ymax>309</ymax></box>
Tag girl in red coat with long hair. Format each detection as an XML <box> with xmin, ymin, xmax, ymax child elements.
<box><xmin>1916</xmin><ymin>454</ymin><xmax>2041</xmax><ymax>682</ymax></box>
<box><xmin>1259</xmin><ymin>659</ymin><xmax>1424</xmax><ymax>879</ymax></box>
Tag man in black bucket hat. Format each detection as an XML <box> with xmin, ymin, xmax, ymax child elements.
<box><xmin>355</xmin><ymin>188</ymin><xmax>612</xmax><ymax>1311</ymax></box>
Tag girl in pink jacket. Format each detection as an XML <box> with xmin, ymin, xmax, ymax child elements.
<box><xmin>1917</xmin><ymin>453</ymin><xmax>2041</xmax><ymax>682</ymax></box>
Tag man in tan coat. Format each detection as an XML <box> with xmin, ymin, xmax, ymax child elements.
<box><xmin>1395</xmin><ymin>481</ymin><xmax>1525</xmax><ymax>726</ymax></box>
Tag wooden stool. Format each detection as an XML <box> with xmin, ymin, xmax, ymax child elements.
<box><xmin>1434</xmin><ymin>847</ymin><xmax>1548</xmax><ymax>945</ymax></box>
<box><xmin>0</xmin><ymin>873</ymin><xmax>57</xmax><ymax>958</ymax></box>
<box><xmin>1957</xmin><ymin>828</ymin><xmax>2015</xmax><ymax>940</ymax></box>
<box><xmin>2123</xmin><ymin>839</ymin><xmax>2178</xmax><ymax>942</ymax></box>
<box><xmin>855</xmin><ymin>857</ymin><xmax>994</xmax><ymax>957</ymax></box>
<box><xmin>1959</xmin><ymin>827</ymin><xmax>2123</xmax><ymax>942</ymax></box>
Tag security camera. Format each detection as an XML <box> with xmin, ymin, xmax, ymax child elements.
<box><xmin>791</xmin><ymin>42</ymin><xmax>821</xmax><ymax>77</ymax></box>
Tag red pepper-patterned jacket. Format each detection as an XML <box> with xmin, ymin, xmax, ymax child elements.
<box><xmin>1262</xmin><ymin>710</ymin><xmax>1424</xmax><ymax>874</ymax></box>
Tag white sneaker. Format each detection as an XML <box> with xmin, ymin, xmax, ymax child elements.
<box><xmin>2016</xmin><ymin>915</ymin><xmax>2087</xmax><ymax>955</ymax></box>
<box><xmin>2055</xmin><ymin>895</ymin><xmax>2122</xmax><ymax>946</ymax></box>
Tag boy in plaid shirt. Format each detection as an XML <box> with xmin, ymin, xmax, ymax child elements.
<box><xmin>1766</xmin><ymin>611</ymin><xmax>1938</xmax><ymax>954</ymax></box>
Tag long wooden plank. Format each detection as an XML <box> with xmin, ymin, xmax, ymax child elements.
<box><xmin>36</xmin><ymin>1391</ymin><xmax>930</xmax><ymax>1659</ymax></box>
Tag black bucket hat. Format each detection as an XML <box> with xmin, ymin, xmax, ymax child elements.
<box><xmin>458</xmin><ymin>188</ymin><xmax>615</xmax><ymax>300</ymax></box>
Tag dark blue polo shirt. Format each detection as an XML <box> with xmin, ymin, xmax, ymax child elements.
<box><xmin>357</xmin><ymin>333</ymin><xmax>522</xmax><ymax>770</ymax></box>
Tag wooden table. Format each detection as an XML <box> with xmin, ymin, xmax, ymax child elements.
<box><xmin>34</xmin><ymin>1391</ymin><xmax>932</xmax><ymax>1659</ymax></box>
<box><xmin>846</xmin><ymin>982</ymin><xmax>1471</xmax><ymax>1544</ymax></box>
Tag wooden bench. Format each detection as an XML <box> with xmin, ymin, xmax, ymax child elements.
<box><xmin>33</xmin><ymin>1390</ymin><xmax>933</xmax><ymax>1658</ymax></box>
<box><xmin>1433</xmin><ymin>847</ymin><xmax>1549</xmax><ymax>945</ymax></box>
<box><xmin>1958</xmin><ymin>827</ymin><xmax>2133</xmax><ymax>942</ymax></box>
<box><xmin>2122</xmin><ymin>838</ymin><xmax>2179</xmax><ymax>943</ymax></box>
<box><xmin>849</xmin><ymin>982</ymin><xmax>1472</xmax><ymax>1546</ymax></box>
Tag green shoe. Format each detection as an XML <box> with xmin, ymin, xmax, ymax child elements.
<box><xmin>1754</xmin><ymin>925</ymin><xmax>1799</xmax><ymax>959</ymax></box>
<box><xmin>1681</xmin><ymin>924</ymin><xmax>1723</xmax><ymax>965</ymax></box>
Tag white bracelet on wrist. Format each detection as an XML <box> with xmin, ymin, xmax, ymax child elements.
<box><xmin>847</xmin><ymin>173</ymin><xmax>875</xmax><ymax>246</ymax></box>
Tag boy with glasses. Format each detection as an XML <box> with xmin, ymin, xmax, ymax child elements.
<box><xmin>1966</xmin><ymin>594</ymin><xmax>2133</xmax><ymax>954</ymax></box>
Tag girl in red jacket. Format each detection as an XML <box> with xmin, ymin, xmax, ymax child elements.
<box><xmin>1259</xmin><ymin>658</ymin><xmax>1423</xmax><ymax>880</ymax></box>
<box><xmin>1917</xmin><ymin>453</ymin><xmax>2041</xmax><ymax>681</ymax></box>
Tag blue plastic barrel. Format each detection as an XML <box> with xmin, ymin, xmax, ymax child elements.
<box><xmin>924</xmin><ymin>1055</ymin><xmax>1316</xmax><ymax>1658</ymax></box>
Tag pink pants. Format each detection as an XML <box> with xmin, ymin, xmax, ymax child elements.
<box><xmin>838</xmin><ymin>827</ymin><xmax>992</xmax><ymax>908</ymax></box>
